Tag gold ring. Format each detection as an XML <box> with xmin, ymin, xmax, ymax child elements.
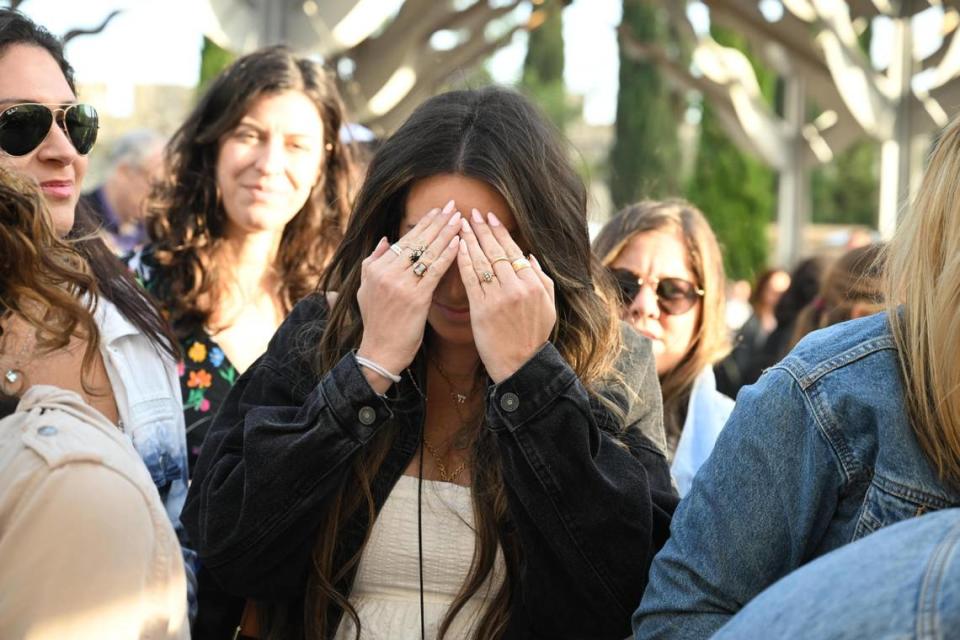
<box><xmin>511</xmin><ymin>257</ymin><xmax>532</xmax><ymax>272</ymax></box>
<box><xmin>491</xmin><ymin>256</ymin><xmax>510</xmax><ymax>266</ymax></box>
<box><xmin>412</xmin><ymin>261</ymin><xmax>429</xmax><ymax>277</ymax></box>
<box><xmin>479</xmin><ymin>270</ymin><xmax>494</xmax><ymax>283</ymax></box>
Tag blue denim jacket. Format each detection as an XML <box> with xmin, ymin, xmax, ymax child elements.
<box><xmin>634</xmin><ymin>312</ymin><xmax>960</xmax><ymax>639</ymax></box>
<box><xmin>710</xmin><ymin>508</ymin><xmax>960</xmax><ymax>639</ymax></box>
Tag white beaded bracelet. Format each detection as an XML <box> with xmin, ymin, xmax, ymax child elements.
<box><xmin>355</xmin><ymin>355</ymin><xmax>402</xmax><ymax>384</ymax></box>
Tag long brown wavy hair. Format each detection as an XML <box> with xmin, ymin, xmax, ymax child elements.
<box><xmin>592</xmin><ymin>200</ymin><xmax>730</xmax><ymax>447</ymax></box>
<box><xmin>145</xmin><ymin>45</ymin><xmax>355</xmax><ymax>333</ymax></box>
<box><xmin>0</xmin><ymin>169</ymin><xmax>101</xmax><ymax>390</ymax></box>
<box><xmin>261</xmin><ymin>87</ymin><xmax>626</xmax><ymax>639</ymax></box>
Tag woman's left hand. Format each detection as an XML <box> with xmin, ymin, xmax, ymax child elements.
<box><xmin>456</xmin><ymin>209</ymin><xmax>556</xmax><ymax>383</ymax></box>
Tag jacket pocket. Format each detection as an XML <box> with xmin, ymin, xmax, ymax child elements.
<box><xmin>853</xmin><ymin>478</ymin><xmax>937</xmax><ymax>541</ymax></box>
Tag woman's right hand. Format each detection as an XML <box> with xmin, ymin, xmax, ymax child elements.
<box><xmin>356</xmin><ymin>200</ymin><xmax>462</xmax><ymax>387</ymax></box>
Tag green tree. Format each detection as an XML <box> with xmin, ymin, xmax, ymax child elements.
<box><xmin>810</xmin><ymin>140</ymin><xmax>878</xmax><ymax>226</ymax></box>
<box><xmin>685</xmin><ymin>27</ymin><xmax>775</xmax><ymax>281</ymax></box>
<box><xmin>608</xmin><ymin>0</ymin><xmax>681</xmax><ymax>208</ymax></box>
<box><xmin>520</xmin><ymin>1</ymin><xmax>569</xmax><ymax>131</ymax></box>
<box><xmin>198</xmin><ymin>36</ymin><xmax>235</xmax><ymax>96</ymax></box>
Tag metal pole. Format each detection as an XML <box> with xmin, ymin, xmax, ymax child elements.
<box><xmin>776</xmin><ymin>75</ymin><xmax>809</xmax><ymax>268</ymax></box>
<box><xmin>878</xmin><ymin>0</ymin><xmax>915</xmax><ymax>239</ymax></box>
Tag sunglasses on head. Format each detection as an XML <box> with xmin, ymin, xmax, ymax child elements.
<box><xmin>0</xmin><ymin>103</ymin><xmax>99</xmax><ymax>157</ymax></box>
<box><xmin>608</xmin><ymin>267</ymin><xmax>704</xmax><ymax>316</ymax></box>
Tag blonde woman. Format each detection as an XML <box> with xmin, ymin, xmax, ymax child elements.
<box><xmin>593</xmin><ymin>200</ymin><xmax>732</xmax><ymax>495</ymax></box>
<box><xmin>634</xmin><ymin>119</ymin><xmax>960</xmax><ymax>639</ymax></box>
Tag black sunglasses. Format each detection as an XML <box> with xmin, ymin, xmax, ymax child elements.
<box><xmin>0</xmin><ymin>102</ymin><xmax>99</xmax><ymax>157</ymax></box>
<box><xmin>608</xmin><ymin>267</ymin><xmax>704</xmax><ymax>316</ymax></box>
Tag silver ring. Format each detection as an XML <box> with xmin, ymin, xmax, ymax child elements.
<box><xmin>413</xmin><ymin>261</ymin><xmax>429</xmax><ymax>277</ymax></box>
<box><xmin>480</xmin><ymin>270</ymin><xmax>494</xmax><ymax>283</ymax></box>
<box><xmin>389</xmin><ymin>243</ymin><xmax>403</xmax><ymax>256</ymax></box>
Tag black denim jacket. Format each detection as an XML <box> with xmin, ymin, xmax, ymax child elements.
<box><xmin>182</xmin><ymin>294</ymin><xmax>677</xmax><ymax>639</ymax></box>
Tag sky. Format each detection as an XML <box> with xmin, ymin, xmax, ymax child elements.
<box><xmin>13</xmin><ymin>0</ymin><xmax>950</xmax><ymax>126</ymax></box>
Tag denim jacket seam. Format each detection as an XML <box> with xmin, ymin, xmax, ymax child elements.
<box><xmin>772</xmin><ymin>365</ymin><xmax>862</xmax><ymax>489</ymax></box>
<box><xmin>871</xmin><ymin>474</ymin><xmax>958</xmax><ymax>510</ymax></box>
<box><xmin>915</xmin><ymin>518</ymin><xmax>960</xmax><ymax>638</ymax></box>
<box><xmin>780</xmin><ymin>336</ymin><xmax>897</xmax><ymax>389</ymax></box>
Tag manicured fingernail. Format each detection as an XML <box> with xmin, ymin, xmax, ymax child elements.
<box><xmin>426</xmin><ymin>207</ymin><xmax>441</xmax><ymax>217</ymax></box>
<box><xmin>487</xmin><ymin>212</ymin><xmax>501</xmax><ymax>227</ymax></box>
<box><xmin>449</xmin><ymin>235</ymin><xmax>460</xmax><ymax>248</ymax></box>
<box><xmin>448</xmin><ymin>211</ymin><xmax>462</xmax><ymax>226</ymax></box>
<box><xmin>442</xmin><ymin>199</ymin><xmax>456</xmax><ymax>214</ymax></box>
<box><xmin>460</xmin><ymin>218</ymin><xmax>471</xmax><ymax>233</ymax></box>
<box><xmin>471</xmin><ymin>208</ymin><xmax>484</xmax><ymax>223</ymax></box>
<box><xmin>529</xmin><ymin>253</ymin><xmax>538</xmax><ymax>265</ymax></box>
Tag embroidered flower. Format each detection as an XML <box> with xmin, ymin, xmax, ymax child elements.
<box><xmin>187</xmin><ymin>341</ymin><xmax>208</xmax><ymax>363</ymax></box>
<box><xmin>209</xmin><ymin>346</ymin><xmax>225</xmax><ymax>367</ymax></box>
<box><xmin>200</xmin><ymin>398</ymin><xmax>211</xmax><ymax>412</ymax></box>
<box><xmin>187</xmin><ymin>369</ymin><xmax>213</xmax><ymax>389</ymax></box>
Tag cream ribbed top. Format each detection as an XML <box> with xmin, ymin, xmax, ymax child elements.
<box><xmin>333</xmin><ymin>475</ymin><xmax>505</xmax><ymax>640</ymax></box>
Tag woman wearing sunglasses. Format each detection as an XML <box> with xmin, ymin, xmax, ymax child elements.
<box><xmin>633</xmin><ymin>116</ymin><xmax>960</xmax><ymax>639</ymax></box>
<box><xmin>593</xmin><ymin>200</ymin><xmax>732</xmax><ymax>496</ymax></box>
<box><xmin>0</xmin><ymin>7</ymin><xmax>194</xmax><ymax>622</ymax></box>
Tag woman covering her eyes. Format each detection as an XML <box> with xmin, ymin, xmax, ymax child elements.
<box><xmin>126</xmin><ymin>45</ymin><xmax>356</xmax><ymax>473</ymax></box>
<box><xmin>633</xmin><ymin>115</ymin><xmax>960</xmax><ymax>639</ymax></box>
<box><xmin>592</xmin><ymin>200</ymin><xmax>733</xmax><ymax>495</ymax></box>
<box><xmin>182</xmin><ymin>86</ymin><xmax>677</xmax><ymax>640</ymax></box>
<box><xmin>0</xmin><ymin>8</ymin><xmax>194</xmax><ymax>624</ymax></box>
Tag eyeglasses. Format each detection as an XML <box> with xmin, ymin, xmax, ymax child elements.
<box><xmin>608</xmin><ymin>267</ymin><xmax>704</xmax><ymax>316</ymax></box>
<box><xmin>0</xmin><ymin>103</ymin><xmax>99</xmax><ymax>157</ymax></box>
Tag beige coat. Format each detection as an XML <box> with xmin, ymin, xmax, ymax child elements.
<box><xmin>0</xmin><ymin>385</ymin><xmax>189</xmax><ymax>639</ymax></box>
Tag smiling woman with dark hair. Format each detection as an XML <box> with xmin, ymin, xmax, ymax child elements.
<box><xmin>129</xmin><ymin>45</ymin><xmax>356</xmax><ymax>472</ymax></box>
<box><xmin>184</xmin><ymin>86</ymin><xmax>677</xmax><ymax>640</ymax></box>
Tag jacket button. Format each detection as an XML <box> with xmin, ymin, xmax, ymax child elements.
<box><xmin>500</xmin><ymin>392</ymin><xmax>520</xmax><ymax>413</ymax></box>
<box><xmin>358</xmin><ymin>406</ymin><xmax>377</xmax><ymax>425</ymax></box>
<box><xmin>38</xmin><ymin>426</ymin><xmax>58</xmax><ymax>436</ymax></box>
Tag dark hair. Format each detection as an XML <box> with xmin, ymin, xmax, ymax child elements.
<box><xmin>749</xmin><ymin>268</ymin><xmax>787</xmax><ymax>309</ymax></box>
<box><xmin>790</xmin><ymin>243</ymin><xmax>885</xmax><ymax>348</ymax></box>
<box><xmin>145</xmin><ymin>45</ymin><xmax>355</xmax><ymax>333</ymax></box>
<box><xmin>0</xmin><ymin>9</ymin><xmax>75</xmax><ymax>92</ymax></box>
<box><xmin>774</xmin><ymin>255</ymin><xmax>831</xmax><ymax>326</ymax></box>
<box><xmin>0</xmin><ymin>9</ymin><xmax>177</xmax><ymax>359</ymax></box>
<box><xmin>277</xmin><ymin>86</ymin><xmax>624</xmax><ymax>640</ymax></box>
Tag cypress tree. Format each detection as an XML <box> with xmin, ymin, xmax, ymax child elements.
<box><xmin>608</xmin><ymin>0</ymin><xmax>680</xmax><ymax>208</ymax></box>
<box><xmin>520</xmin><ymin>1</ymin><xmax>569</xmax><ymax>131</ymax></box>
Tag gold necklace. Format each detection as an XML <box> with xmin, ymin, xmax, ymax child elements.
<box><xmin>431</xmin><ymin>358</ymin><xmax>482</xmax><ymax>450</ymax></box>
<box><xmin>422</xmin><ymin>436</ymin><xmax>467</xmax><ymax>483</ymax></box>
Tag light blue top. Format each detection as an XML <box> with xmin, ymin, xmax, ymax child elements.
<box><xmin>634</xmin><ymin>312</ymin><xmax>960</xmax><ymax>639</ymax></box>
<box><xmin>670</xmin><ymin>366</ymin><xmax>734</xmax><ymax>497</ymax></box>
